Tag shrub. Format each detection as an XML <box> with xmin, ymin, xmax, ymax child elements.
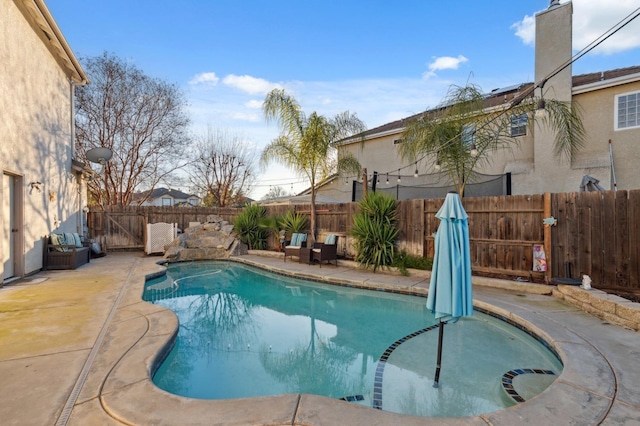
<box><xmin>279</xmin><ymin>210</ymin><xmax>308</xmax><ymax>236</ymax></box>
<box><xmin>351</xmin><ymin>192</ymin><xmax>399</xmax><ymax>272</ymax></box>
<box><xmin>233</xmin><ymin>204</ymin><xmax>270</xmax><ymax>250</ymax></box>
<box><xmin>393</xmin><ymin>250</ymin><xmax>433</xmax><ymax>276</ymax></box>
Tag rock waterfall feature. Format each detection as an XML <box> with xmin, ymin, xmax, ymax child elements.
<box><xmin>163</xmin><ymin>215</ymin><xmax>247</xmax><ymax>261</ymax></box>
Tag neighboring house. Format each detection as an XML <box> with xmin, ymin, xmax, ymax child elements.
<box><xmin>1</xmin><ymin>0</ymin><xmax>89</xmax><ymax>283</ymax></box>
<box><xmin>134</xmin><ymin>188</ymin><xmax>201</xmax><ymax>207</ymax></box>
<box><xmin>320</xmin><ymin>1</ymin><xmax>640</xmax><ymax>202</ymax></box>
<box><xmin>258</xmin><ymin>194</ymin><xmax>341</xmax><ymax>206</ymax></box>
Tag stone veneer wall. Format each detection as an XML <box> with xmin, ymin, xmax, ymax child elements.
<box><xmin>164</xmin><ymin>215</ymin><xmax>247</xmax><ymax>261</ymax></box>
<box><xmin>554</xmin><ymin>285</ymin><xmax>640</xmax><ymax>331</ymax></box>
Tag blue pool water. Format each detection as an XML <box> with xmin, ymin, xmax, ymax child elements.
<box><xmin>144</xmin><ymin>261</ymin><xmax>563</xmax><ymax>417</ymax></box>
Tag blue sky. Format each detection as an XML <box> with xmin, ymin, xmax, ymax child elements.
<box><xmin>46</xmin><ymin>0</ymin><xmax>640</xmax><ymax>199</ymax></box>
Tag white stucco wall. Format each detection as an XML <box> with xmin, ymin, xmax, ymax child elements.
<box><xmin>1</xmin><ymin>0</ymin><xmax>86</xmax><ymax>277</ymax></box>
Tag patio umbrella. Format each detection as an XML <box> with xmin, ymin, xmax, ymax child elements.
<box><xmin>426</xmin><ymin>191</ymin><xmax>473</xmax><ymax>387</ymax></box>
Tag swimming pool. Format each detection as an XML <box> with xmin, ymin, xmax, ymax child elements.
<box><xmin>144</xmin><ymin>261</ymin><xmax>562</xmax><ymax>417</ymax></box>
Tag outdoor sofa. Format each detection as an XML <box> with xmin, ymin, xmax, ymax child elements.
<box><xmin>43</xmin><ymin>233</ymin><xmax>90</xmax><ymax>270</ymax></box>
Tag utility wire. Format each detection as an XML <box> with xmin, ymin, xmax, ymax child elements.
<box><xmin>258</xmin><ymin>6</ymin><xmax>640</xmax><ymax>189</ymax></box>
<box><xmin>366</xmin><ymin>5</ymin><xmax>640</xmax><ymax>180</ymax></box>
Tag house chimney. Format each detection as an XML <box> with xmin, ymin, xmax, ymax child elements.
<box><xmin>535</xmin><ymin>0</ymin><xmax>572</xmax><ymax>102</ymax></box>
<box><xmin>532</xmin><ymin>1</ymin><xmax>573</xmax><ymax>192</ymax></box>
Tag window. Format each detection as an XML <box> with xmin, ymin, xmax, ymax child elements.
<box><xmin>616</xmin><ymin>91</ymin><xmax>639</xmax><ymax>130</ymax></box>
<box><xmin>393</xmin><ymin>139</ymin><xmax>404</xmax><ymax>145</ymax></box>
<box><xmin>461</xmin><ymin>124</ymin><xmax>475</xmax><ymax>147</ymax></box>
<box><xmin>510</xmin><ymin>113</ymin><xmax>528</xmax><ymax>137</ymax></box>
<box><xmin>162</xmin><ymin>197</ymin><xmax>172</xmax><ymax>206</ymax></box>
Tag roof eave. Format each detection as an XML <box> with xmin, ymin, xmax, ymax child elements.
<box><xmin>573</xmin><ymin>72</ymin><xmax>640</xmax><ymax>95</ymax></box>
<box><xmin>20</xmin><ymin>0</ymin><xmax>89</xmax><ymax>85</ymax></box>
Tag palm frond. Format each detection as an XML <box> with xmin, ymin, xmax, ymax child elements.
<box><xmin>543</xmin><ymin>99</ymin><xmax>586</xmax><ymax>163</ymax></box>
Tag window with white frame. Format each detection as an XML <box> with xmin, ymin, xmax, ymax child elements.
<box><xmin>461</xmin><ymin>124</ymin><xmax>475</xmax><ymax>147</ymax></box>
<box><xmin>510</xmin><ymin>113</ymin><xmax>527</xmax><ymax>137</ymax></box>
<box><xmin>616</xmin><ymin>91</ymin><xmax>639</xmax><ymax>130</ymax></box>
<box><xmin>162</xmin><ymin>197</ymin><xmax>172</xmax><ymax>206</ymax></box>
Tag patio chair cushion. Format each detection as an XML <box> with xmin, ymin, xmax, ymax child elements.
<box><xmin>290</xmin><ymin>233</ymin><xmax>307</xmax><ymax>247</ymax></box>
<box><xmin>72</xmin><ymin>232</ymin><xmax>83</xmax><ymax>248</ymax></box>
<box><xmin>64</xmin><ymin>232</ymin><xmax>83</xmax><ymax>248</ymax></box>
<box><xmin>324</xmin><ymin>234</ymin><xmax>337</xmax><ymax>245</ymax></box>
<box><xmin>50</xmin><ymin>233</ymin><xmax>68</xmax><ymax>252</ymax></box>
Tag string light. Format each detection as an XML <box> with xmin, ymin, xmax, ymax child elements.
<box><xmin>397</xmin><ymin>169</ymin><xmax>401</xmax><ymax>183</ymax></box>
<box><xmin>414</xmin><ymin>163</ymin><xmax>419</xmax><ymax>178</ymax></box>
<box><xmin>250</xmin><ymin>9</ymin><xmax>640</xmax><ymax>191</ymax></box>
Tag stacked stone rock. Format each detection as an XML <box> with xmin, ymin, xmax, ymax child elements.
<box><xmin>163</xmin><ymin>215</ymin><xmax>247</xmax><ymax>261</ymax></box>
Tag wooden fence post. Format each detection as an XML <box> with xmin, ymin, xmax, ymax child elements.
<box><xmin>544</xmin><ymin>192</ymin><xmax>552</xmax><ymax>283</ymax></box>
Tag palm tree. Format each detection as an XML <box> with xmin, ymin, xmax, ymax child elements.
<box><xmin>261</xmin><ymin>89</ymin><xmax>366</xmax><ymax>242</ymax></box>
<box><xmin>398</xmin><ymin>83</ymin><xmax>585</xmax><ymax>196</ymax></box>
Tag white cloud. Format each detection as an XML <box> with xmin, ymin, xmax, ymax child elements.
<box><xmin>228</xmin><ymin>111</ymin><xmax>261</xmax><ymax>122</ymax></box>
<box><xmin>511</xmin><ymin>14</ymin><xmax>536</xmax><ymax>46</ymax></box>
<box><xmin>571</xmin><ymin>0</ymin><xmax>640</xmax><ymax>54</ymax></box>
<box><xmin>512</xmin><ymin>0</ymin><xmax>640</xmax><ymax>54</ymax></box>
<box><xmin>222</xmin><ymin>74</ymin><xmax>281</xmax><ymax>95</ymax></box>
<box><xmin>185</xmin><ymin>74</ymin><xmax>496</xmax><ymax>199</ymax></box>
<box><xmin>188</xmin><ymin>72</ymin><xmax>219</xmax><ymax>86</ymax></box>
<box><xmin>245</xmin><ymin>99</ymin><xmax>262</xmax><ymax>109</ymax></box>
<box><xmin>423</xmin><ymin>55</ymin><xmax>469</xmax><ymax>79</ymax></box>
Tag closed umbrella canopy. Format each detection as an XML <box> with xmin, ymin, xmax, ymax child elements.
<box><xmin>426</xmin><ymin>191</ymin><xmax>473</xmax><ymax>386</ymax></box>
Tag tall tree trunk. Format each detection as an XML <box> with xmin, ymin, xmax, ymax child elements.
<box><xmin>362</xmin><ymin>167</ymin><xmax>368</xmax><ymax>199</ymax></box>
<box><xmin>309</xmin><ymin>189</ymin><xmax>317</xmax><ymax>245</ymax></box>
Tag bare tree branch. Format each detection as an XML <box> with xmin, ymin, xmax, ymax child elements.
<box><xmin>186</xmin><ymin>127</ymin><xmax>257</xmax><ymax>207</ymax></box>
<box><xmin>75</xmin><ymin>52</ymin><xmax>191</xmax><ymax>207</ymax></box>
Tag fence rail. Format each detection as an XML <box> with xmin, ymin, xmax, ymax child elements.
<box><xmin>87</xmin><ymin>189</ymin><xmax>640</xmax><ymax>290</ymax></box>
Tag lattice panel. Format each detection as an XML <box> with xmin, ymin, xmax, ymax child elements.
<box><xmin>146</xmin><ymin>222</ymin><xmax>177</xmax><ymax>254</ymax></box>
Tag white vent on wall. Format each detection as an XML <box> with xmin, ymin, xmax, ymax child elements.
<box><xmin>146</xmin><ymin>222</ymin><xmax>177</xmax><ymax>254</ymax></box>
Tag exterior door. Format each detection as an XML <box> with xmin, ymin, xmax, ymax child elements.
<box><xmin>2</xmin><ymin>173</ymin><xmax>15</xmax><ymax>279</ymax></box>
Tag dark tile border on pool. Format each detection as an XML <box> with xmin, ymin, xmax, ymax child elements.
<box><xmin>150</xmin><ymin>258</ymin><xmax>565</xmax><ymax>407</ymax></box>
<box><xmin>94</xmin><ymin>256</ymin><xmax>617</xmax><ymax>425</ymax></box>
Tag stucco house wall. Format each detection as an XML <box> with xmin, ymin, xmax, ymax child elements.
<box><xmin>1</xmin><ymin>0</ymin><xmax>88</xmax><ymax>280</ymax></box>
<box><xmin>572</xmin><ymin>80</ymin><xmax>640</xmax><ymax>191</ymax></box>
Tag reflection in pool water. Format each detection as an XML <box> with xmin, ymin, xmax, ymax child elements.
<box><xmin>144</xmin><ymin>261</ymin><xmax>562</xmax><ymax>417</ymax></box>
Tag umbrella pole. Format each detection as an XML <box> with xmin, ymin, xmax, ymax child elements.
<box><xmin>433</xmin><ymin>320</ymin><xmax>445</xmax><ymax>388</ymax></box>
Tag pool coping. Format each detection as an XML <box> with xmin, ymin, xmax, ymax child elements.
<box><xmin>94</xmin><ymin>254</ymin><xmax>618</xmax><ymax>425</ymax></box>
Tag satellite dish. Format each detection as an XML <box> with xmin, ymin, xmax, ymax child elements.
<box><xmin>85</xmin><ymin>147</ymin><xmax>113</xmax><ymax>164</ymax></box>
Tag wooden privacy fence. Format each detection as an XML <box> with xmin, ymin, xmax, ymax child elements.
<box><xmin>87</xmin><ymin>189</ymin><xmax>640</xmax><ymax>289</ymax></box>
<box><xmin>551</xmin><ymin>190</ymin><xmax>639</xmax><ymax>290</ymax></box>
<box><xmin>86</xmin><ymin>206</ymin><xmax>240</xmax><ymax>250</ymax></box>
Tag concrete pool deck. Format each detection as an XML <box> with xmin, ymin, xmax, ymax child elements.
<box><xmin>0</xmin><ymin>252</ymin><xmax>638</xmax><ymax>425</ymax></box>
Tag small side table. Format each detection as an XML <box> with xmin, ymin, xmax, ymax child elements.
<box><xmin>298</xmin><ymin>247</ymin><xmax>312</xmax><ymax>264</ymax></box>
